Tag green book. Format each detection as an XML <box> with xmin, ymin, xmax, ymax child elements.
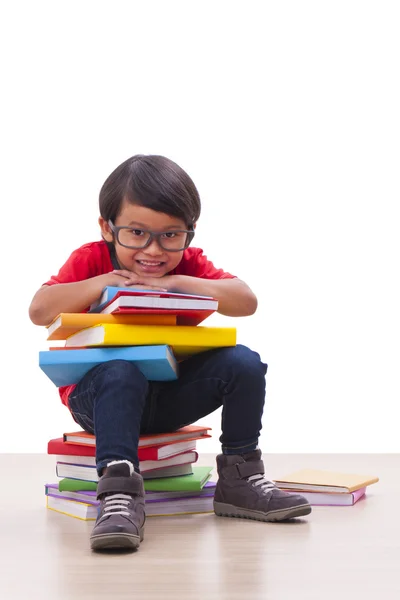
<box><xmin>143</xmin><ymin>466</ymin><xmax>213</xmax><ymax>492</ymax></box>
<box><xmin>58</xmin><ymin>478</ymin><xmax>97</xmax><ymax>492</ymax></box>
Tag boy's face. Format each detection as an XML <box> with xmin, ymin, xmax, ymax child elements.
<box><xmin>99</xmin><ymin>200</ymin><xmax>190</xmax><ymax>278</ymax></box>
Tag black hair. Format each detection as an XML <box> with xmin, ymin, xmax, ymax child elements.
<box><xmin>99</xmin><ymin>154</ymin><xmax>201</xmax><ymax>226</ymax></box>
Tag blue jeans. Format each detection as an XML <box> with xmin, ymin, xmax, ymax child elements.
<box><xmin>68</xmin><ymin>344</ymin><xmax>267</xmax><ymax>475</ymax></box>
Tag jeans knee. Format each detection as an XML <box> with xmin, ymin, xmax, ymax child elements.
<box><xmin>223</xmin><ymin>344</ymin><xmax>267</xmax><ymax>377</ymax></box>
<box><xmin>93</xmin><ymin>359</ymin><xmax>148</xmax><ymax>391</ymax></box>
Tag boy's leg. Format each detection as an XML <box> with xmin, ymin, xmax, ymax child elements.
<box><xmin>68</xmin><ymin>359</ymin><xmax>148</xmax><ymax>551</ymax></box>
<box><xmin>146</xmin><ymin>344</ymin><xmax>266</xmax><ymax>453</ymax></box>
<box><xmin>147</xmin><ymin>344</ymin><xmax>311</xmax><ymax>522</ymax></box>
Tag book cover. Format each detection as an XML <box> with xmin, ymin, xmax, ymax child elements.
<box><xmin>63</xmin><ymin>424</ymin><xmax>211</xmax><ymax>448</ymax></box>
<box><xmin>56</xmin><ymin>460</ymin><xmax>195</xmax><ymax>483</ymax></box>
<box><xmin>143</xmin><ymin>466</ymin><xmax>213</xmax><ymax>492</ymax></box>
<box><xmin>49</xmin><ymin>437</ymin><xmax>198</xmax><ymax>462</ymax></box>
<box><xmin>47</xmin><ymin>481</ymin><xmax>217</xmax><ymax>503</ymax></box>
<box><xmin>45</xmin><ymin>484</ymin><xmax>99</xmax><ymax>506</ymax></box>
<box><xmin>64</xmin><ymin>324</ymin><xmax>236</xmax><ymax>358</ymax></box>
<box><xmin>282</xmin><ymin>487</ymin><xmax>367</xmax><ymax>506</ymax></box>
<box><xmin>39</xmin><ymin>344</ymin><xmax>178</xmax><ymax>387</ymax></box>
<box><xmin>102</xmin><ymin>306</ymin><xmax>215</xmax><ymax>326</ymax></box>
<box><xmin>56</xmin><ymin>451</ymin><xmax>198</xmax><ymax>479</ymax></box>
<box><xmin>90</xmin><ymin>286</ymin><xmax>218</xmax><ymax>313</ymax></box>
<box><xmin>146</xmin><ymin>495</ymin><xmax>214</xmax><ymax>517</ymax></box>
<box><xmin>46</xmin><ymin>495</ymin><xmax>98</xmax><ymax>521</ymax></box>
<box><xmin>48</xmin><ymin>437</ymin><xmax>95</xmax><ymax>457</ymax></box>
<box><xmin>273</xmin><ymin>469</ymin><xmax>379</xmax><ymax>493</ymax></box>
<box><xmin>45</xmin><ymin>484</ymin><xmax>215</xmax><ymax>517</ymax></box>
<box><xmin>47</xmin><ymin>312</ymin><xmax>177</xmax><ymax>340</ymax></box>
<box><xmin>58</xmin><ymin>478</ymin><xmax>97</xmax><ymax>492</ymax></box>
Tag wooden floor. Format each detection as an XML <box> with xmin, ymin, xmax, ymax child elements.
<box><xmin>0</xmin><ymin>453</ymin><xmax>398</xmax><ymax>600</ymax></box>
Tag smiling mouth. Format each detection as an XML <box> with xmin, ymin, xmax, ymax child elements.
<box><xmin>136</xmin><ymin>260</ymin><xmax>165</xmax><ymax>267</ymax></box>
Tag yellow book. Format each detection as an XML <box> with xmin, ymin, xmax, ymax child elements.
<box><xmin>65</xmin><ymin>324</ymin><xmax>237</xmax><ymax>358</ymax></box>
<box><xmin>273</xmin><ymin>469</ymin><xmax>379</xmax><ymax>494</ymax></box>
<box><xmin>47</xmin><ymin>312</ymin><xmax>177</xmax><ymax>341</ymax></box>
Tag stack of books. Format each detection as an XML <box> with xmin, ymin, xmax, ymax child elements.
<box><xmin>39</xmin><ymin>286</ymin><xmax>237</xmax><ymax>386</ymax></box>
<box><xmin>40</xmin><ymin>286</ymin><xmax>234</xmax><ymax>521</ymax></box>
<box><xmin>273</xmin><ymin>468</ymin><xmax>379</xmax><ymax>506</ymax></box>
<box><xmin>45</xmin><ymin>425</ymin><xmax>216</xmax><ymax>520</ymax></box>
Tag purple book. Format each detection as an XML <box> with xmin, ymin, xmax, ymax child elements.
<box><xmin>45</xmin><ymin>480</ymin><xmax>216</xmax><ymax>507</ymax></box>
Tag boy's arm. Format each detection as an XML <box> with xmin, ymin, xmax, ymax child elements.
<box><xmin>28</xmin><ymin>274</ymin><xmax>121</xmax><ymax>326</ymax></box>
<box><xmin>114</xmin><ymin>270</ymin><xmax>257</xmax><ymax>317</ymax></box>
<box><xmin>28</xmin><ymin>273</ymin><xmax>168</xmax><ymax>326</ymax></box>
<box><xmin>168</xmin><ymin>275</ymin><xmax>257</xmax><ymax>317</ymax></box>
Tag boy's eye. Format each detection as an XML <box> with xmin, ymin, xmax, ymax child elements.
<box><xmin>162</xmin><ymin>231</ymin><xmax>177</xmax><ymax>239</ymax></box>
<box><xmin>129</xmin><ymin>229</ymin><xmax>145</xmax><ymax>237</ymax></box>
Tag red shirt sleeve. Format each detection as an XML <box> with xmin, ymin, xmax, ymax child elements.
<box><xmin>43</xmin><ymin>242</ymin><xmax>113</xmax><ymax>286</ymax></box>
<box><xmin>172</xmin><ymin>247</ymin><xmax>236</xmax><ymax>279</ymax></box>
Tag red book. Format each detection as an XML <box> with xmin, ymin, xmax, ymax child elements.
<box><xmin>48</xmin><ymin>437</ymin><xmax>200</xmax><ymax>461</ymax></box>
<box><xmin>101</xmin><ymin>306</ymin><xmax>215</xmax><ymax>326</ymax></box>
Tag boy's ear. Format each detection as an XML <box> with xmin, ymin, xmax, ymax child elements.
<box><xmin>98</xmin><ymin>217</ymin><xmax>114</xmax><ymax>243</ymax></box>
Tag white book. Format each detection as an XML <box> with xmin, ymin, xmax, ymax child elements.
<box><xmin>46</xmin><ymin>495</ymin><xmax>98</xmax><ymax>521</ymax></box>
<box><xmin>55</xmin><ymin>461</ymin><xmax>194</xmax><ymax>482</ymax></box>
<box><xmin>100</xmin><ymin>294</ymin><xmax>218</xmax><ymax>314</ymax></box>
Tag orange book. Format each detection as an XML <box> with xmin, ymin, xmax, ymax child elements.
<box><xmin>63</xmin><ymin>424</ymin><xmax>212</xmax><ymax>448</ymax></box>
<box><xmin>46</xmin><ymin>312</ymin><xmax>177</xmax><ymax>341</ymax></box>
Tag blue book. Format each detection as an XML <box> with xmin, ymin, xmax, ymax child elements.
<box><xmin>39</xmin><ymin>345</ymin><xmax>178</xmax><ymax>387</ymax></box>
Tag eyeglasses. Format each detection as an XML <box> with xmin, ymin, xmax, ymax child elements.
<box><xmin>108</xmin><ymin>220</ymin><xmax>195</xmax><ymax>251</ymax></box>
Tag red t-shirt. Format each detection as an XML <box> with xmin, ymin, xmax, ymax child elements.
<box><xmin>43</xmin><ymin>241</ymin><xmax>236</xmax><ymax>406</ymax></box>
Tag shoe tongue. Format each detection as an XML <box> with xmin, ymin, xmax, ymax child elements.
<box><xmin>242</xmin><ymin>449</ymin><xmax>262</xmax><ymax>462</ymax></box>
<box><xmin>106</xmin><ymin>463</ymin><xmax>132</xmax><ymax>477</ymax></box>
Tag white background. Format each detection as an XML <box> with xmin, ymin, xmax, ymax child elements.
<box><xmin>1</xmin><ymin>1</ymin><xmax>399</xmax><ymax>453</ymax></box>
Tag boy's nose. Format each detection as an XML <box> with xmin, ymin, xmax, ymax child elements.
<box><xmin>143</xmin><ymin>238</ymin><xmax>164</xmax><ymax>256</ymax></box>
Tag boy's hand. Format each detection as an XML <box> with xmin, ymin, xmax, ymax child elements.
<box><xmin>112</xmin><ymin>270</ymin><xmax>174</xmax><ymax>292</ymax></box>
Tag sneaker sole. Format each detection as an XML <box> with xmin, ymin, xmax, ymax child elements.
<box><xmin>90</xmin><ymin>528</ymin><xmax>144</xmax><ymax>551</ymax></box>
<box><xmin>213</xmin><ymin>501</ymin><xmax>312</xmax><ymax>522</ymax></box>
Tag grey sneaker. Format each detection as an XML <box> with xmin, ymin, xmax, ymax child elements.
<box><xmin>90</xmin><ymin>462</ymin><xmax>145</xmax><ymax>551</ymax></box>
<box><xmin>214</xmin><ymin>450</ymin><xmax>312</xmax><ymax>522</ymax></box>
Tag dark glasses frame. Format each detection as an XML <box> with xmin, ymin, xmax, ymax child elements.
<box><xmin>107</xmin><ymin>220</ymin><xmax>195</xmax><ymax>251</ymax></box>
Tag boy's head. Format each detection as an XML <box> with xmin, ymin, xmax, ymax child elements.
<box><xmin>99</xmin><ymin>155</ymin><xmax>201</xmax><ymax>277</ymax></box>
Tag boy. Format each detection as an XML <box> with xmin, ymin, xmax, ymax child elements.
<box><xmin>29</xmin><ymin>154</ymin><xmax>311</xmax><ymax>551</ymax></box>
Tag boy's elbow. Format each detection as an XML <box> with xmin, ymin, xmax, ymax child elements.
<box><xmin>29</xmin><ymin>301</ymin><xmax>50</xmax><ymax>326</ymax></box>
<box><xmin>243</xmin><ymin>292</ymin><xmax>258</xmax><ymax>316</ymax></box>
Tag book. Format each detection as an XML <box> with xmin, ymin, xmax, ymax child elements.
<box><xmin>45</xmin><ymin>483</ymin><xmax>216</xmax><ymax>517</ymax></box>
<box><xmin>46</xmin><ymin>312</ymin><xmax>177</xmax><ymax>340</ymax></box>
<box><xmin>90</xmin><ymin>286</ymin><xmax>218</xmax><ymax>313</ymax></box>
<box><xmin>283</xmin><ymin>487</ymin><xmax>366</xmax><ymax>506</ymax></box>
<box><xmin>273</xmin><ymin>469</ymin><xmax>379</xmax><ymax>494</ymax></box>
<box><xmin>39</xmin><ymin>344</ymin><xmax>178</xmax><ymax>387</ymax></box>
<box><xmin>63</xmin><ymin>424</ymin><xmax>211</xmax><ymax>448</ymax></box>
<box><xmin>58</xmin><ymin>478</ymin><xmax>97</xmax><ymax>492</ymax></box>
<box><xmin>48</xmin><ymin>437</ymin><xmax>95</xmax><ymax>457</ymax></box>
<box><xmin>46</xmin><ymin>484</ymin><xmax>98</xmax><ymax>505</ymax></box>
<box><xmin>46</xmin><ymin>495</ymin><xmax>98</xmax><ymax>521</ymax></box>
<box><xmin>47</xmin><ymin>481</ymin><xmax>217</xmax><ymax>503</ymax></box>
<box><xmin>143</xmin><ymin>466</ymin><xmax>213</xmax><ymax>492</ymax></box>
<box><xmin>145</xmin><ymin>495</ymin><xmax>214</xmax><ymax>516</ymax></box>
<box><xmin>101</xmin><ymin>306</ymin><xmax>215</xmax><ymax>327</ymax></box>
<box><xmin>56</xmin><ymin>450</ymin><xmax>197</xmax><ymax>475</ymax></box>
<box><xmin>64</xmin><ymin>324</ymin><xmax>237</xmax><ymax>358</ymax></box>
<box><xmin>49</xmin><ymin>437</ymin><xmax>198</xmax><ymax>462</ymax></box>
<box><xmin>145</xmin><ymin>480</ymin><xmax>216</xmax><ymax>502</ymax></box>
<box><xmin>56</xmin><ymin>457</ymin><xmax>196</xmax><ymax>482</ymax></box>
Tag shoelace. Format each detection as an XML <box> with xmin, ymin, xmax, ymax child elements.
<box><xmin>247</xmin><ymin>474</ymin><xmax>278</xmax><ymax>495</ymax></box>
<box><xmin>102</xmin><ymin>493</ymin><xmax>132</xmax><ymax>517</ymax></box>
